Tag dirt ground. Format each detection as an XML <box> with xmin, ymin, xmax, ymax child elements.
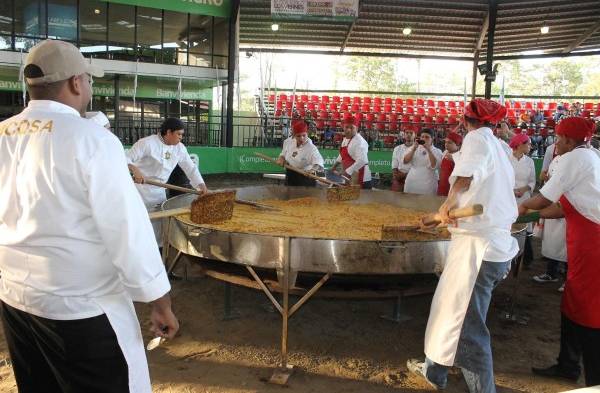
<box><xmin>0</xmin><ymin>176</ymin><xmax>583</xmax><ymax>392</ymax></box>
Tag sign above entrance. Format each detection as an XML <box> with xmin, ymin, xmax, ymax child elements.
<box><xmin>271</xmin><ymin>0</ymin><xmax>358</xmax><ymax>22</ymax></box>
<box><xmin>102</xmin><ymin>0</ymin><xmax>231</xmax><ymax>18</ymax></box>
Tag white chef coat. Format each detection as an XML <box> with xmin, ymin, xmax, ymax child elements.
<box><xmin>542</xmin><ymin>143</ymin><xmax>556</xmax><ymax>173</ymax></box>
<box><xmin>540</xmin><ymin>146</ymin><xmax>600</xmax><ymax>224</ymax></box>
<box><xmin>126</xmin><ymin>134</ymin><xmax>205</xmax><ymax>207</ymax></box>
<box><xmin>392</xmin><ymin>143</ymin><xmax>412</xmax><ymax>173</ymax></box>
<box><xmin>403</xmin><ymin>145</ymin><xmax>443</xmax><ymax>195</ymax></box>
<box><xmin>279</xmin><ymin>136</ymin><xmax>324</xmax><ymax>171</ymax></box>
<box><xmin>499</xmin><ymin>138</ymin><xmax>513</xmax><ymax>157</ymax></box>
<box><xmin>0</xmin><ymin>100</ymin><xmax>169</xmax><ymax>392</ymax></box>
<box><xmin>335</xmin><ymin>133</ymin><xmax>372</xmax><ymax>182</ymax></box>
<box><xmin>424</xmin><ymin>126</ymin><xmax>519</xmax><ymax>367</ymax></box>
<box><xmin>509</xmin><ymin>153</ymin><xmax>536</xmax><ymax>204</ymax></box>
<box><xmin>541</xmin><ymin>154</ymin><xmax>567</xmax><ymax>262</ymax></box>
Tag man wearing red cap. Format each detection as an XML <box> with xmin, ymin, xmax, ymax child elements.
<box><xmin>519</xmin><ymin>117</ymin><xmax>600</xmax><ymax>387</ymax></box>
<box><xmin>331</xmin><ymin>117</ymin><xmax>372</xmax><ymax>188</ymax></box>
<box><xmin>276</xmin><ymin>119</ymin><xmax>324</xmax><ymax>186</ymax></box>
<box><xmin>408</xmin><ymin>99</ymin><xmax>518</xmax><ymax>393</ymax></box>
<box><xmin>437</xmin><ymin>131</ymin><xmax>462</xmax><ymax>196</ymax></box>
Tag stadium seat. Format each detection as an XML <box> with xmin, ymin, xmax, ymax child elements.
<box><xmin>307</xmin><ymin>102</ymin><xmax>316</xmax><ymax>111</ymax></box>
<box><xmin>316</xmin><ymin>120</ymin><xmax>325</xmax><ymax>130</ymax></box>
<box><xmin>384</xmin><ymin>104</ymin><xmax>393</xmax><ymax>113</ymax></box>
<box><xmin>352</xmin><ymin>96</ymin><xmax>361</xmax><ymax>105</ymax></box>
<box><xmin>373</xmin><ymin>105</ymin><xmax>382</xmax><ymax>113</ymax></box>
<box><xmin>389</xmin><ymin>114</ymin><xmax>399</xmax><ymax>131</ymax></box>
<box><xmin>318</xmin><ymin>110</ymin><xmax>328</xmax><ymax>120</ymax></box>
<box><xmin>406</xmin><ymin>98</ymin><xmax>414</xmax><ymax>107</ymax></box>
<box><xmin>527</xmin><ymin>128</ymin><xmax>535</xmax><ymax>136</ymax></box>
<box><xmin>384</xmin><ymin>97</ymin><xmax>392</xmax><ymax>106</ymax></box>
<box><xmin>364</xmin><ymin>97</ymin><xmax>372</xmax><ymax>105</ymax></box>
<box><xmin>351</xmin><ymin>103</ymin><xmax>360</xmax><ymax>112</ymax></box>
<box><xmin>300</xmin><ymin>94</ymin><xmax>308</xmax><ymax>102</ymax></box>
<box><xmin>396</xmin><ymin>106</ymin><xmax>404</xmax><ymax>114</ymax></box>
<box><xmin>417</xmin><ymin>107</ymin><xmax>426</xmax><ymax>116</ymax></box>
<box><xmin>437</xmin><ymin>100</ymin><xmax>446</xmax><ymax>108</ymax></box>
<box><xmin>361</xmin><ymin>104</ymin><xmax>370</xmax><ymax>113</ymax></box>
<box><xmin>329</xmin><ymin>103</ymin><xmax>338</xmax><ymax>111</ymax></box>
<box><xmin>340</xmin><ymin>103</ymin><xmax>349</xmax><ymax>112</ymax></box>
<box><xmin>413</xmin><ymin>115</ymin><xmax>423</xmax><ymax>124</ymax></box>
<box><xmin>296</xmin><ymin>101</ymin><xmax>305</xmax><ymax>110</ymax></box>
<box><xmin>582</xmin><ymin>110</ymin><xmax>591</xmax><ymax>118</ymax></box>
<box><xmin>374</xmin><ymin>97</ymin><xmax>383</xmax><ymax>106</ymax></box>
<box><xmin>395</xmin><ymin>98</ymin><xmax>404</xmax><ymax>107</ymax></box>
<box><xmin>417</xmin><ymin>98</ymin><xmax>425</xmax><ymax>107</ymax></box>
<box><xmin>384</xmin><ymin>135</ymin><xmax>396</xmax><ymax>148</ymax></box>
<box><xmin>342</xmin><ymin>96</ymin><xmax>351</xmax><ymax>104</ymax></box>
<box><xmin>435</xmin><ymin>116</ymin><xmax>446</xmax><ymax>124</ymax></box>
<box><xmin>426</xmin><ymin>99</ymin><xmax>435</xmax><ymax>107</ymax></box>
<box><xmin>332</xmin><ymin>96</ymin><xmax>341</xmax><ymax>104</ymax></box>
<box><xmin>449</xmin><ymin>108</ymin><xmax>458</xmax><ymax>116</ymax></box>
<box><xmin>279</xmin><ymin>94</ymin><xmax>288</xmax><ymax>102</ymax></box>
<box><xmin>311</xmin><ymin>95</ymin><xmax>319</xmax><ymax>103</ymax></box>
<box><xmin>321</xmin><ymin>95</ymin><xmax>330</xmax><ymax>104</ymax></box>
<box><xmin>458</xmin><ymin>101</ymin><xmax>465</xmax><ymax>108</ymax></box>
<box><xmin>319</xmin><ymin>103</ymin><xmax>327</xmax><ymax>111</ymax></box>
<box><xmin>584</xmin><ymin>103</ymin><xmax>594</xmax><ymax>110</ymax></box>
<box><xmin>504</xmin><ymin>101</ymin><xmax>512</xmax><ymax>109</ymax></box>
<box><xmin>548</xmin><ymin>102</ymin><xmax>557</xmax><ymax>110</ymax></box>
<box><xmin>447</xmin><ymin>101</ymin><xmax>456</xmax><ymax>108</ymax></box>
<box><xmin>275</xmin><ymin>109</ymin><xmax>282</xmax><ymax>117</ymax></box>
<box><xmin>406</xmin><ymin>107</ymin><xmax>415</xmax><ymax>115</ymax></box>
<box><xmin>507</xmin><ymin>109</ymin><xmax>517</xmax><ymax>118</ymax></box>
<box><xmin>438</xmin><ymin>108</ymin><xmax>448</xmax><ymax>116</ymax></box>
<box><xmin>276</xmin><ymin>101</ymin><xmax>283</xmax><ymax>110</ymax></box>
<box><xmin>424</xmin><ymin>116</ymin><xmax>434</xmax><ymax>125</ymax></box>
<box><xmin>401</xmin><ymin>115</ymin><xmax>411</xmax><ymax>124</ymax></box>
<box><xmin>447</xmin><ymin>116</ymin><xmax>458</xmax><ymax>125</ymax></box>
<box><xmin>536</xmin><ymin>102</ymin><xmax>545</xmax><ymax>110</ymax></box>
<box><xmin>525</xmin><ymin>102</ymin><xmax>533</xmax><ymax>110</ymax></box>
<box><xmin>514</xmin><ymin>102</ymin><xmax>522</xmax><ymax>110</ymax></box>
<box><xmin>268</xmin><ymin>94</ymin><xmax>275</xmax><ymax>103</ymax></box>
<box><xmin>426</xmin><ymin>107</ymin><xmax>436</xmax><ymax>116</ymax></box>
<box><xmin>563</xmin><ymin>102</ymin><xmax>570</xmax><ymax>110</ymax></box>
<box><xmin>376</xmin><ymin>113</ymin><xmax>386</xmax><ymax>131</ymax></box>
<box><xmin>297</xmin><ymin>109</ymin><xmax>306</xmax><ymax>117</ymax></box>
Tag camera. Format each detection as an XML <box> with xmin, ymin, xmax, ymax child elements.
<box><xmin>417</xmin><ymin>139</ymin><xmax>426</xmax><ymax>145</ymax></box>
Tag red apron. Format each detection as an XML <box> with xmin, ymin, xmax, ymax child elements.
<box><xmin>560</xmin><ymin>195</ymin><xmax>600</xmax><ymax>328</ymax></box>
<box><xmin>437</xmin><ymin>156</ymin><xmax>454</xmax><ymax>196</ymax></box>
<box><xmin>340</xmin><ymin>138</ymin><xmax>366</xmax><ymax>187</ymax></box>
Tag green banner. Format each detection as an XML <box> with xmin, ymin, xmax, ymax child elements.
<box><xmin>102</xmin><ymin>0</ymin><xmax>231</xmax><ymax>18</ymax></box>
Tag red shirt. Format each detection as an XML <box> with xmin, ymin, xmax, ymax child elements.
<box><xmin>437</xmin><ymin>153</ymin><xmax>455</xmax><ymax>196</ymax></box>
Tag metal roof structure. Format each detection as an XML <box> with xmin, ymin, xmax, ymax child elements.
<box><xmin>239</xmin><ymin>0</ymin><xmax>600</xmax><ymax>59</ymax></box>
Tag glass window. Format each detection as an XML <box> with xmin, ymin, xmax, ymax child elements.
<box><xmin>0</xmin><ymin>36</ymin><xmax>11</xmax><ymax>50</ymax></box>
<box><xmin>107</xmin><ymin>2</ymin><xmax>135</xmax><ymax>61</ymax></box>
<box><xmin>15</xmin><ymin>0</ymin><xmax>46</xmax><ymax>38</ymax></box>
<box><xmin>48</xmin><ymin>0</ymin><xmax>77</xmax><ymax>41</ymax></box>
<box><xmin>80</xmin><ymin>0</ymin><xmax>107</xmax><ymax>55</ymax></box>
<box><xmin>212</xmin><ymin>16</ymin><xmax>229</xmax><ymax>68</ymax></box>
<box><xmin>163</xmin><ymin>10</ymin><xmax>188</xmax><ymax>66</ymax></box>
<box><xmin>188</xmin><ymin>15</ymin><xmax>212</xmax><ymax>67</ymax></box>
<box><xmin>0</xmin><ymin>1</ymin><xmax>13</xmax><ymax>35</ymax></box>
<box><xmin>136</xmin><ymin>6</ymin><xmax>162</xmax><ymax>63</ymax></box>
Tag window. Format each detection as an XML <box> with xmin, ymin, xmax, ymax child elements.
<box><xmin>136</xmin><ymin>6</ymin><xmax>162</xmax><ymax>62</ymax></box>
<box><xmin>163</xmin><ymin>10</ymin><xmax>189</xmax><ymax>66</ymax></box>
<box><xmin>15</xmin><ymin>0</ymin><xmax>46</xmax><ymax>38</ymax></box>
<box><xmin>188</xmin><ymin>15</ymin><xmax>212</xmax><ymax>67</ymax></box>
<box><xmin>212</xmin><ymin>16</ymin><xmax>229</xmax><ymax>68</ymax></box>
<box><xmin>80</xmin><ymin>0</ymin><xmax>107</xmax><ymax>55</ymax></box>
<box><xmin>47</xmin><ymin>0</ymin><xmax>77</xmax><ymax>41</ymax></box>
<box><xmin>107</xmin><ymin>2</ymin><xmax>135</xmax><ymax>60</ymax></box>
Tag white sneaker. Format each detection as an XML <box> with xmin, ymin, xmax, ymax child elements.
<box><xmin>406</xmin><ymin>359</ymin><xmax>442</xmax><ymax>390</ymax></box>
<box><xmin>533</xmin><ymin>273</ymin><xmax>558</xmax><ymax>283</ymax></box>
<box><xmin>558</xmin><ymin>283</ymin><xmax>565</xmax><ymax>292</ymax></box>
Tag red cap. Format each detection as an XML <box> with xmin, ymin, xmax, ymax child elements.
<box><xmin>464</xmin><ymin>98</ymin><xmax>507</xmax><ymax>124</ymax></box>
<box><xmin>555</xmin><ymin>117</ymin><xmax>595</xmax><ymax>142</ymax></box>
<box><xmin>342</xmin><ymin>116</ymin><xmax>359</xmax><ymax>127</ymax></box>
<box><xmin>291</xmin><ymin>120</ymin><xmax>308</xmax><ymax>135</ymax></box>
<box><xmin>509</xmin><ymin>133</ymin><xmax>530</xmax><ymax>149</ymax></box>
<box><xmin>446</xmin><ymin>132</ymin><xmax>463</xmax><ymax>145</ymax></box>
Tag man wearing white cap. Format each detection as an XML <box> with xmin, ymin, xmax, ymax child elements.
<box><xmin>0</xmin><ymin>40</ymin><xmax>177</xmax><ymax>392</ymax></box>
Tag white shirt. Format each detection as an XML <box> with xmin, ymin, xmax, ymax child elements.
<box><xmin>403</xmin><ymin>144</ymin><xmax>443</xmax><ymax>195</ymax></box>
<box><xmin>392</xmin><ymin>143</ymin><xmax>412</xmax><ymax>173</ymax></box>
<box><xmin>279</xmin><ymin>137</ymin><xmax>324</xmax><ymax>171</ymax></box>
<box><xmin>499</xmin><ymin>138</ymin><xmax>513</xmax><ymax>157</ymax></box>
<box><xmin>509</xmin><ymin>153</ymin><xmax>536</xmax><ymax>203</ymax></box>
<box><xmin>0</xmin><ymin>100</ymin><xmax>169</xmax><ymax>320</ymax></box>
<box><xmin>335</xmin><ymin>133</ymin><xmax>372</xmax><ymax>182</ymax></box>
<box><xmin>126</xmin><ymin>134</ymin><xmax>204</xmax><ymax>207</ymax></box>
<box><xmin>450</xmin><ymin>127</ymin><xmax>519</xmax><ymax>262</ymax></box>
<box><xmin>542</xmin><ymin>143</ymin><xmax>556</xmax><ymax>173</ymax></box>
<box><xmin>540</xmin><ymin>147</ymin><xmax>600</xmax><ymax>224</ymax></box>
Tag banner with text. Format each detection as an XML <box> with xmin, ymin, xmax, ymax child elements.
<box><xmin>102</xmin><ymin>0</ymin><xmax>231</xmax><ymax>18</ymax></box>
<box><xmin>271</xmin><ymin>0</ymin><xmax>358</xmax><ymax>21</ymax></box>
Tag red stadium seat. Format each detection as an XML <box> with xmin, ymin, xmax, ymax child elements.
<box><xmin>596</xmin><ymin>103</ymin><xmax>600</xmax><ymax>110</ymax></box>
<box><xmin>424</xmin><ymin>116</ymin><xmax>434</xmax><ymax>125</ymax></box>
<box><xmin>318</xmin><ymin>110</ymin><xmax>328</xmax><ymax>120</ymax></box>
<box><xmin>504</xmin><ymin>101</ymin><xmax>511</xmax><ymax>109</ymax></box>
<box><xmin>340</xmin><ymin>103</ymin><xmax>349</xmax><ymax>112</ymax></box>
<box><xmin>384</xmin><ymin>135</ymin><xmax>396</xmax><ymax>148</ymax></box>
<box><xmin>300</xmin><ymin>94</ymin><xmax>308</xmax><ymax>102</ymax></box>
<box><xmin>584</xmin><ymin>103</ymin><xmax>594</xmax><ymax>110</ymax></box>
<box><xmin>389</xmin><ymin>114</ymin><xmax>399</xmax><ymax>131</ymax></box>
<box><xmin>307</xmin><ymin>102</ymin><xmax>316</xmax><ymax>111</ymax></box>
<box><xmin>459</xmin><ymin>101</ymin><xmax>465</xmax><ymax>108</ymax></box>
<box><xmin>437</xmin><ymin>100</ymin><xmax>446</xmax><ymax>108</ymax></box>
<box><xmin>319</xmin><ymin>103</ymin><xmax>327</xmax><ymax>111</ymax></box>
<box><xmin>321</xmin><ymin>95</ymin><xmax>330</xmax><ymax>104</ymax></box>
<box><xmin>449</xmin><ymin>108</ymin><xmax>458</xmax><ymax>116</ymax></box>
<box><xmin>507</xmin><ymin>109</ymin><xmax>517</xmax><ymax>118</ymax></box>
<box><xmin>525</xmin><ymin>102</ymin><xmax>533</xmax><ymax>110</ymax></box>
<box><xmin>384</xmin><ymin>104</ymin><xmax>393</xmax><ymax>113</ymax></box>
<box><xmin>396</xmin><ymin>106</ymin><xmax>404</xmax><ymax>114</ymax></box>
<box><xmin>316</xmin><ymin>120</ymin><xmax>325</xmax><ymax>130</ymax></box>
<box><xmin>426</xmin><ymin>108</ymin><xmax>436</xmax><ymax>116</ymax></box>
<box><xmin>342</xmin><ymin>112</ymin><xmax>353</xmax><ymax>121</ymax></box>
<box><xmin>354</xmin><ymin>112</ymin><xmax>364</xmax><ymax>124</ymax></box>
<box><xmin>417</xmin><ymin>107</ymin><xmax>426</xmax><ymax>116</ymax></box>
<box><xmin>413</xmin><ymin>115</ymin><xmax>423</xmax><ymax>124</ymax></box>
<box><xmin>426</xmin><ymin>99</ymin><xmax>435</xmax><ymax>107</ymax></box>
<box><xmin>514</xmin><ymin>102</ymin><xmax>522</xmax><ymax>110</ymax></box>
<box><xmin>406</xmin><ymin>107</ymin><xmax>415</xmax><ymax>115</ymax></box>
<box><xmin>352</xmin><ymin>96</ymin><xmax>361</xmax><ymax>105</ymax></box>
<box><xmin>374</xmin><ymin>97</ymin><xmax>383</xmax><ymax>106</ymax></box>
<box><xmin>342</xmin><ymin>96</ymin><xmax>351</xmax><ymax>104</ymax></box>
<box><xmin>548</xmin><ymin>102</ymin><xmax>557</xmax><ymax>110</ymax></box>
<box><xmin>527</xmin><ymin>128</ymin><xmax>535</xmax><ymax>136</ymax></box>
<box><xmin>395</xmin><ymin>98</ymin><xmax>404</xmax><ymax>107</ymax></box>
<box><xmin>376</xmin><ymin>113</ymin><xmax>386</xmax><ymax>131</ymax></box>
<box><xmin>438</xmin><ymin>108</ymin><xmax>448</xmax><ymax>116</ymax></box>
<box><xmin>537</xmin><ymin>102</ymin><xmax>545</xmax><ymax>110</ymax></box>
<box><xmin>351</xmin><ymin>103</ymin><xmax>360</xmax><ymax>112</ymax></box>
<box><xmin>296</xmin><ymin>101</ymin><xmax>305</xmax><ymax>110</ymax></box>
<box><xmin>364</xmin><ymin>97</ymin><xmax>372</xmax><ymax>105</ymax></box>
<box><xmin>417</xmin><ymin>98</ymin><xmax>425</xmax><ymax>107</ymax></box>
<box><xmin>332</xmin><ymin>96</ymin><xmax>341</xmax><ymax>104</ymax></box>
<box><xmin>285</xmin><ymin>109</ymin><xmax>292</xmax><ymax>117</ymax></box>
<box><xmin>361</xmin><ymin>104</ymin><xmax>370</xmax><ymax>113</ymax></box>
<box><xmin>563</xmin><ymin>102</ymin><xmax>570</xmax><ymax>110</ymax></box>
<box><xmin>543</xmin><ymin>110</ymin><xmax>551</xmax><ymax>118</ymax></box>
<box><xmin>582</xmin><ymin>110</ymin><xmax>591</xmax><ymax>118</ymax></box>
<box><xmin>384</xmin><ymin>97</ymin><xmax>392</xmax><ymax>105</ymax></box>
<box><xmin>546</xmin><ymin>118</ymin><xmax>556</xmax><ymax>127</ymax></box>
<box><xmin>329</xmin><ymin>103</ymin><xmax>338</xmax><ymax>111</ymax></box>
<box><xmin>279</xmin><ymin>94</ymin><xmax>288</xmax><ymax>102</ymax></box>
<box><xmin>365</xmin><ymin>113</ymin><xmax>375</xmax><ymax>129</ymax></box>
<box><xmin>447</xmin><ymin>116</ymin><xmax>458</xmax><ymax>125</ymax></box>
<box><xmin>508</xmin><ymin>117</ymin><xmax>517</xmax><ymax>126</ymax></box>
<box><xmin>435</xmin><ymin>116</ymin><xmax>446</xmax><ymax>124</ymax></box>
<box><xmin>275</xmin><ymin>109</ymin><xmax>282</xmax><ymax>117</ymax></box>
<box><xmin>311</xmin><ymin>95</ymin><xmax>319</xmax><ymax>103</ymax></box>
<box><xmin>297</xmin><ymin>109</ymin><xmax>306</xmax><ymax>117</ymax></box>
<box><xmin>373</xmin><ymin>105</ymin><xmax>382</xmax><ymax>113</ymax></box>
<box><xmin>406</xmin><ymin>98</ymin><xmax>414</xmax><ymax>107</ymax></box>
<box><xmin>447</xmin><ymin>101</ymin><xmax>456</xmax><ymax>108</ymax></box>
<box><xmin>268</xmin><ymin>94</ymin><xmax>275</xmax><ymax>103</ymax></box>
<box><xmin>401</xmin><ymin>115</ymin><xmax>411</xmax><ymax>124</ymax></box>
<box><xmin>276</xmin><ymin>101</ymin><xmax>283</xmax><ymax>110</ymax></box>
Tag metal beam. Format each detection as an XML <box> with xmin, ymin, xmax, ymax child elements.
<box><xmin>493</xmin><ymin>49</ymin><xmax>600</xmax><ymax>60</ymax></box>
<box><xmin>475</xmin><ymin>11</ymin><xmax>490</xmax><ymax>50</ymax></box>
<box><xmin>562</xmin><ymin>19</ymin><xmax>600</xmax><ymax>53</ymax></box>
<box><xmin>484</xmin><ymin>0</ymin><xmax>497</xmax><ymax>99</ymax></box>
<box><xmin>341</xmin><ymin>0</ymin><xmax>362</xmax><ymax>52</ymax></box>
<box><xmin>239</xmin><ymin>47</ymin><xmax>474</xmax><ymax>61</ymax></box>
<box><xmin>225</xmin><ymin>0</ymin><xmax>240</xmax><ymax>148</ymax></box>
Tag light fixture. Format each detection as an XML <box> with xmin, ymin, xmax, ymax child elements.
<box><xmin>540</xmin><ymin>25</ymin><xmax>549</xmax><ymax>34</ymax></box>
<box><xmin>271</xmin><ymin>23</ymin><xmax>279</xmax><ymax>32</ymax></box>
<box><xmin>402</xmin><ymin>27</ymin><xmax>412</xmax><ymax>36</ymax></box>
<box><xmin>94</xmin><ymin>8</ymin><xmax>101</xmax><ymax>15</ymax></box>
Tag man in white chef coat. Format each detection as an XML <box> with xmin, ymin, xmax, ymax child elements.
<box><xmin>407</xmin><ymin>99</ymin><xmax>519</xmax><ymax>393</ymax></box>
<box><xmin>0</xmin><ymin>40</ymin><xmax>178</xmax><ymax>393</ymax></box>
<box><xmin>330</xmin><ymin>117</ymin><xmax>372</xmax><ymax>189</ymax></box>
<box><xmin>127</xmin><ymin>117</ymin><xmax>208</xmax><ymax>243</ymax></box>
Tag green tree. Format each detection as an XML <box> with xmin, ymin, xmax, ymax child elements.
<box><xmin>344</xmin><ymin>57</ymin><xmax>416</xmax><ymax>92</ymax></box>
<box><xmin>543</xmin><ymin>59</ymin><xmax>583</xmax><ymax>96</ymax></box>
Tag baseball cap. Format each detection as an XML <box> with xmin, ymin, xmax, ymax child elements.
<box><xmin>24</xmin><ymin>40</ymin><xmax>104</xmax><ymax>85</ymax></box>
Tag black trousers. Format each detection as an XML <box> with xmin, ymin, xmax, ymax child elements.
<box><xmin>557</xmin><ymin>313</ymin><xmax>600</xmax><ymax>386</ymax></box>
<box><xmin>0</xmin><ymin>301</ymin><xmax>129</xmax><ymax>393</ymax></box>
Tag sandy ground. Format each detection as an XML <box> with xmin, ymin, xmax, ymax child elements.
<box><xmin>0</xmin><ymin>176</ymin><xmax>583</xmax><ymax>393</ymax></box>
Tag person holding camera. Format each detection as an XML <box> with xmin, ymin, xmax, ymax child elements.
<box><xmin>403</xmin><ymin>128</ymin><xmax>443</xmax><ymax>195</ymax></box>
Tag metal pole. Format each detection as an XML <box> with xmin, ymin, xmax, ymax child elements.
<box><xmin>225</xmin><ymin>0</ymin><xmax>240</xmax><ymax>148</ymax></box>
<box><xmin>114</xmin><ymin>75</ymin><xmax>120</xmax><ymax>140</ymax></box>
<box><xmin>471</xmin><ymin>50</ymin><xmax>479</xmax><ymax>100</ymax></box>
<box><xmin>281</xmin><ymin>237</ymin><xmax>290</xmax><ymax>369</ymax></box>
<box><xmin>484</xmin><ymin>0</ymin><xmax>497</xmax><ymax>99</ymax></box>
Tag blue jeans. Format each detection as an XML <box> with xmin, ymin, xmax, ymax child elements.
<box><xmin>425</xmin><ymin>260</ymin><xmax>512</xmax><ymax>393</ymax></box>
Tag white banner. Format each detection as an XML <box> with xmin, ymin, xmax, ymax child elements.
<box><xmin>271</xmin><ymin>0</ymin><xmax>358</xmax><ymax>21</ymax></box>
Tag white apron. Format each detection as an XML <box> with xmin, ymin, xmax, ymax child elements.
<box><xmin>424</xmin><ymin>234</ymin><xmax>489</xmax><ymax>366</ymax></box>
<box><xmin>404</xmin><ymin>166</ymin><xmax>438</xmax><ymax>195</ymax></box>
<box><xmin>541</xmin><ymin>155</ymin><xmax>567</xmax><ymax>262</ymax></box>
<box><xmin>94</xmin><ymin>293</ymin><xmax>152</xmax><ymax>393</ymax></box>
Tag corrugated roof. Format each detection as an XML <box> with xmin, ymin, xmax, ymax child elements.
<box><xmin>240</xmin><ymin>0</ymin><xmax>600</xmax><ymax>57</ymax></box>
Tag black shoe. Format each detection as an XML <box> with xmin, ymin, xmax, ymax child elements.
<box><xmin>532</xmin><ymin>364</ymin><xmax>579</xmax><ymax>382</ymax></box>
